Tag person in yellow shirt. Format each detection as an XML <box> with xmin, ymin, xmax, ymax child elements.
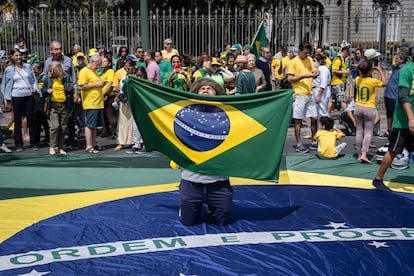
<box><xmin>71</xmin><ymin>44</ymin><xmax>88</xmax><ymax>67</ymax></box>
<box><xmin>78</xmin><ymin>54</ymin><xmax>105</xmax><ymax>154</ymax></box>
<box><xmin>330</xmin><ymin>46</ymin><xmax>351</xmax><ymax>112</ymax></box>
<box><xmin>161</xmin><ymin>38</ymin><xmax>180</xmax><ymax>62</ymax></box>
<box><xmin>287</xmin><ymin>42</ymin><xmax>320</xmax><ymax>153</ymax></box>
<box><xmin>314</xmin><ymin>116</ymin><xmax>346</xmax><ymax>159</ymax></box>
<box><xmin>271</xmin><ymin>46</ymin><xmax>287</xmax><ymax>90</ymax></box>
<box><xmin>100</xmin><ymin>56</ymin><xmax>117</xmax><ymax>138</ymax></box>
<box><xmin>354</xmin><ymin>60</ymin><xmax>386</xmax><ymax>163</ymax></box>
<box><xmin>43</xmin><ymin>61</ymin><xmax>72</xmax><ymax>155</ymax></box>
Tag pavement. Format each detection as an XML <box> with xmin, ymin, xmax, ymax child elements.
<box><xmin>0</xmin><ymin>108</ymin><xmax>390</xmax><ymax>156</ymax></box>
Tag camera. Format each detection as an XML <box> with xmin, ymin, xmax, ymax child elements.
<box><xmin>374</xmin><ymin>59</ymin><xmax>379</xmax><ymax>66</ymax></box>
<box><xmin>118</xmin><ymin>93</ymin><xmax>128</xmax><ymax>104</ymax></box>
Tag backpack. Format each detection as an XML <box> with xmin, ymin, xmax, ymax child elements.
<box><xmin>329</xmin><ymin>56</ymin><xmax>343</xmax><ymax>79</ymax></box>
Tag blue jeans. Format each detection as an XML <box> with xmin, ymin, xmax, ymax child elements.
<box><xmin>180</xmin><ymin>179</ymin><xmax>233</xmax><ymax>226</ymax></box>
<box><xmin>12</xmin><ymin>95</ymin><xmax>36</xmax><ymax>148</ymax></box>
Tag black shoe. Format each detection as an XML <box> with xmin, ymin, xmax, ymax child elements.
<box><xmin>372</xmin><ymin>178</ymin><xmax>392</xmax><ymax>192</ymax></box>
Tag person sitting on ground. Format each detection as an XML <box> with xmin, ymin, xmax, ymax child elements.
<box><xmin>178</xmin><ymin>78</ymin><xmax>233</xmax><ymax>226</ymax></box>
<box><xmin>313</xmin><ymin>116</ymin><xmax>347</xmax><ymax>159</ymax></box>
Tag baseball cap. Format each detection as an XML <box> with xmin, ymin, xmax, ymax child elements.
<box><xmin>96</xmin><ymin>44</ymin><xmax>105</xmax><ymax>49</ymax></box>
<box><xmin>211</xmin><ymin>57</ymin><xmax>221</xmax><ymax>66</ymax></box>
<box><xmin>125</xmin><ymin>54</ymin><xmax>139</xmax><ymax>62</ymax></box>
<box><xmin>231</xmin><ymin>44</ymin><xmax>242</xmax><ymax>51</ymax></box>
<box><xmin>364</xmin><ymin>48</ymin><xmax>381</xmax><ymax>60</ymax></box>
<box><xmin>242</xmin><ymin>44</ymin><xmax>253</xmax><ymax>51</ymax></box>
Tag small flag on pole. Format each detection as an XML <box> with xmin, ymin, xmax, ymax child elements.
<box><xmin>251</xmin><ymin>21</ymin><xmax>269</xmax><ymax>57</ymax></box>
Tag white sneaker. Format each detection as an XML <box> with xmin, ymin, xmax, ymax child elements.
<box><xmin>0</xmin><ymin>143</ymin><xmax>12</xmax><ymax>153</ymax></box>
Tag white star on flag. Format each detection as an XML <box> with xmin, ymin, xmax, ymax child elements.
<box><xmin>368</xmin><ymin>241</ymin><xmax>389</xmax><ymax>248</ymax></box>
<box><xmin>18</xmin><ymin>269</ymin><xmax>50</xmax><ymax>276</ymax></box>
<box><xmin>324</xmin><ymin>222</ymin><xmax>350</xmax><ymax>229</ymax></box>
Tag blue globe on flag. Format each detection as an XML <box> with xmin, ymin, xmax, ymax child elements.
<box><xmin>174</xmin><ymin>104</ymin><xmax>230</xmax><ymax>151</ymax></box>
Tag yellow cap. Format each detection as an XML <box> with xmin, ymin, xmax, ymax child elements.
<box><xmin>88</xmin><ymin>48</ymin><xmax>98</xmax><ymax>57</ymax></box>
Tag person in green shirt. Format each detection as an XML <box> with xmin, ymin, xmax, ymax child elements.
<box><xmin>155</xmin><ymin>51</ymin><xmax>172</xmax><ymax>86</ymax></box>
<box><xmin>373</xmin><ymin>59</ymin><xmax>414</xmax><ymax>192</ymax></box>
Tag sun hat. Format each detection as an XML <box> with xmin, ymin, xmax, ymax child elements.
<box><xmin>88</xmin><ymin>48</ymin><xmax>98</xmax><ymax>57</ymax></box>
<box><xmin>364</xmin><ymin>48</ymin><xmax>381</xmax><ymax>60</ymax></box>
<box><xmin>190</xmin><ymin>78</ymin><xmax>225</xmax><ymax>95</ymax></box>
<box><xmin>76</xmin><ymin>52</ymin><xmax>86</xmax><ymax>59</ymax></box>
<box><xmin>234</xmin><ymin>55</ymin><xmax>248</xmax><ymax>64</ymax></box>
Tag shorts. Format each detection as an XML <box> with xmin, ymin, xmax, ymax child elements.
<box><xmin>85</xmin><ymin>109</ymin><xmax>102</xmax><ymax>128</ymax></box>
<box><xmin>387</xmin><ymin>129</ymin><xmax>414</xmax><ymax>154</ymax></box>
<box><xmin>292</xmin><ymin>94</ymin><xmax>317</xmax><ymax>119</ymax></box>
<box><xmin>179</xmin><ymin>179</ymin><xmax>233</xmax><ymax>226</ymax></box>
<box><xmin>331</xmin><ymin>84</ymin><xmax>346</xmax><ymax>104</ymax></box>
<box><xmin>384</xmin><ymin>97</ymin><xmax>397</xmax><ymax>119</ymax></box>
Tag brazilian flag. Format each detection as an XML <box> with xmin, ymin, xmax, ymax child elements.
<box><xmin>251</xmin><ymin>21</ymin><xmax>269</xmax><ymax>57</ymax></box>
<box><xmin>123</xmin><ymin>77</ymin><xmax>292</xmax><ymax>180</ymax></box>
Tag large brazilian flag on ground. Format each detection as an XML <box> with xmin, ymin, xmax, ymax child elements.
<box><xmin>123</xmin><ymin>77</ymin><xmax>292</xmax><ymax>180</ymax></box>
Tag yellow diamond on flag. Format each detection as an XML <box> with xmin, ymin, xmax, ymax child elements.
<box><xmin>149</xmin><ymin>99</ymin><xmax>267</xmax><ymax>165</ymax></box>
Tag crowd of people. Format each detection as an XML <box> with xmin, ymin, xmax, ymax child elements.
<box><xmin>0</xmin><ymin>37</ymin><xmax>412</xmax><ymax>158</ymax></box>
<box><xmin>0</xmin><ymin>36</ymin><xmax>413</xmax><ymax>224</ymax></box>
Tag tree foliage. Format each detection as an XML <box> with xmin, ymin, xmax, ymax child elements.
<box><xmin>2</xmin><ymin>0</ymin><xmax>280</xmax><ymax>15</ymax></box>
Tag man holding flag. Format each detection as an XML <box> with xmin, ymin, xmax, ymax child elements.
<box><xmin>178</xmin><ymin>79</ymin><xmax>233</xmax><ymax>226</ymax></box>
<box><xmin>123</xmin><ymin>65</ymin><xmax>293</xmax><ymax>224</ymax></box>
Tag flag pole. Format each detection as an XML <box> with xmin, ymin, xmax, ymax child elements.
<box><xmin>250</xmin><ymin>20</ymin><xmax>264</xmax><ymax>46</ymax></box>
